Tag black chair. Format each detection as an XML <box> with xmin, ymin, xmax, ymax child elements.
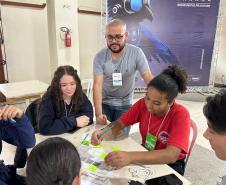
<box><xmin>14</xmin><ymin>99</ymin><xmax>40</xmax><ymax>168</ymax></box>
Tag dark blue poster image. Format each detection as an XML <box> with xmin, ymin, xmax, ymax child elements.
<box><xmin>107</xmin><ymin>0</ymin><xmax>220</xmax><ymax>87</ymax></box>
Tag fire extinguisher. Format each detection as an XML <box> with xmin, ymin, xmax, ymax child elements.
<box><xmin>65</xmin><ymin>31</ymin><xmax>71</xmax><ymax>47</ymax></box>
<box><xmin>60</xmin><ymin>27</ymin><xmax>71</xmax><ymax>47</ymax></box>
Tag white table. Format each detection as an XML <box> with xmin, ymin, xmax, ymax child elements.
<box><xmin>34</xmin><ymin>125</ymin><xmax>192</xmax><ymax>185</ymax></box>
<box><xmin>0</xmin><ymin>80</ymin><xmax>49</xmax><ymax>105</ymax></box>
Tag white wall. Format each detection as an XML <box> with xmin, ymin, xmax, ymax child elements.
<box><xmin>214</xmin><ymin>4</ymin><xmax>226</xmax><ymax>85</ymax></box>
<box><xmin>1</xmin><ymin>0</ymin><xmax>51</xmax><ymax>83</ymax></box>
<box><xmin>78</xmin><ymin>0</ymin><xmax>105</xmax><ymax>79</ymax></box>
<box><xmin>47</xmin><ymin>0</ymin><xmax>80</xmax><ymax>77</ymax></box>
<box><xmin>1</xmin><ymin>0</ymin><xmax>81</xmax><ymax>84</ymax></box>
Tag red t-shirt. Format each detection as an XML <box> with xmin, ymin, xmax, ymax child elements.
<box><xmin>119</xmin><ymin>98</ymin><xmax>190</xmax><ymax>160</ymax></box>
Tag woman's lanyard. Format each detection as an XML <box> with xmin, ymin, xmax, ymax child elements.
<box><xmin>145</xmin><ymin>107</ymin><xmax>171</xmax><ymax>151</ymax></box>
<box><xmin>64</xmin><ymin>101</ymin><xmax>73</xmax><ymax>117</ymax></box>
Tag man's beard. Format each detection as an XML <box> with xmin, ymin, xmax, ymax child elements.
<box><xmin>107</xmin><ymin>42</ymin><xmax>125</xmax><ymax>53</ymax></box>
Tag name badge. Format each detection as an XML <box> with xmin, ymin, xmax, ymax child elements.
<box><xmin>112</xmin><ymin>73</ymin><xmax>122</xmax><ymax>86</ymax></box>
<box><xmin>145</xmin><ymin>132</ymin><xmax>157</xmax><ymax>151</ymax></box>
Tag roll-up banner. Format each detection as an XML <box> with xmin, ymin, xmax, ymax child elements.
<box><xmin>107</xmin><ymin>0</ymin><xmax>220</xmax><ymax>87</ymax></box>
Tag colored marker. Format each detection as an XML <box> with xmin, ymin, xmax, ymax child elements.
<box><xmin>81</xmin><ymin>133</ymin><xmax>89</xmax><ymax>144</ymax></box>
<box><xmin>97</xmin><ymin>125</ymin><xmax>114</xmax><ymax>139</ymax></box>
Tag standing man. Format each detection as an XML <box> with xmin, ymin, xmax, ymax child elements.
<box><xmin>93</xmin><ymin>19</ymin><xmax>153</xmax><ymax>134</ymax></box>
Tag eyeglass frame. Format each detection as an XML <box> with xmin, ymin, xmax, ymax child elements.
<box><xmin>105</xmin><ymin>33</ymin><xmax>126</xmax><ymax>42</ymax></box>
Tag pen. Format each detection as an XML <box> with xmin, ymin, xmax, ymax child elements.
<box><xmin>97</xmin><ymin>125</ymin><xmax>114</xmax><ymax>139</ymax></box>
<box><xmin>10</xmin><ymin>118</ymin><xmax>16</xmax><ymax>123</ymax></box>
<box><xmin>81</xmin><ymin>133</ymin><xmax>89</xmax><ymax>144</ymax></box>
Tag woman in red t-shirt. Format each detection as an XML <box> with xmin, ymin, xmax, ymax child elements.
<box><xmin>91</xmin><ymin>65</ymin><xmax>190</xmax><ymax>175</ymax></box>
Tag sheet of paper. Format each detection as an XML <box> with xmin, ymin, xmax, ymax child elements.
<box><xmin>78</xmin><ymin>133</ymin><xmax>154</xmax><ymax>184</ymax></box>
<box><xmin>78</xmin><ymin>135</ymin><xmax>114</xmax><ymax>185</ymax></box>
<box><xmin>81</xmin><ymin>162</ymin><xmax>113</xmax><ymax>185</ymax></box>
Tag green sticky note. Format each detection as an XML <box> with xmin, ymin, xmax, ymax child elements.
<box><xmin>82</xmin><ymin>140</ymin><xmax>89</xmax><ymax>145</ymax></box>
<box><xmin>112</xmin><ymin>146</ymin><xmax>121</xmax><ymax>151</ymax></box>
<box><xmin>93</xmin><ymin>144</ymin><xmax>103</xmax><ymax>148</ymax></box>
<box><xmin>88</xmin><ymin>164</ymin><xmax>98</xmax><ymax>172</ymax></box>
<box><xmin>99</xmin><ymin>153</ymin><xmax>107</xmax><ymax>159</ymax></box>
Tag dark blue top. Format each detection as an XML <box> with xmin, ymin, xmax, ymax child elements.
<box><xmin>38</xmin><ymin>93</ymin><xmax>93</xmax><ymax>135</ymax></box>
<box><xmin>0</xmin><ymin>115</ymin><xmax>35</xmax><ymax>183</ymax></box>
<box><xmin>0</xmin><ymin>115</ymin><xmax>36</xmax><ymax>153</ymax></box>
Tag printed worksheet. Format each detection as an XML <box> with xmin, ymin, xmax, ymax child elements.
<box><xmin>78</xmin><ymin>133</ymin><xmax>113</xmax><ymax>185</ymax></box>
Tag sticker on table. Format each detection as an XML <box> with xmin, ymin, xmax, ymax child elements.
<box><xmin>82</xmin><ymin>140</ymin><xmax>90</xmax><ymax>145</ymax></box>
<box><xmin>112</xmin><ymin>146</ymin><xmax>121</xmax><ymax>151</ymax></box>
<box><xmin>88</xmin><ymin>164</ymin><xmax>98</xmax><ymax>172</ymax></box>
<box><xmin>99</xmin><ymin>153</ymin><xmax>107</xmax><ymax>159</ymax></box>
<box><xmin>93</xmin><ymin>144</ymin><xmax>103</xmax><ymax>148</ymax></box>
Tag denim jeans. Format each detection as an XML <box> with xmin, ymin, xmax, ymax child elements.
<box><xmin>102</xmin><ymin>103</ymin><xmax>132</xmax><ymax>135</ymax></box>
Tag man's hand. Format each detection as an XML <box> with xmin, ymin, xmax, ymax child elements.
<box><xmin>0</xmin><ymin>105</ymin><xmax>23</xmax><ymax>120</ymax></box>
<box><xmin>105</xmin><ymin>151</ymin><xmax>132</xmax><ymax>169</ymax></box>
<box><xmin>76</xmin><ymin>115</ymin><xmax>89</xmax><ymax>127</ymax></box>
<box><xmin>96</xmin><ymin>114</ymin><xmax>108</xmax><ymax>125</ymax></box>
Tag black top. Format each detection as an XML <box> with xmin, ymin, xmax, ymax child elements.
<box><xmin>38</xmin><ymin>93</ymin><xmax>93</xmax><ymax>135</ymax></box>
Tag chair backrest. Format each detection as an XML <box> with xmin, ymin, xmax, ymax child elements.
<box><xmin>25</xmin><ymin>98</ymin><xmax>41</xmax><ymax>133</ymax></box>
<box><xmin>185</xmin><ymin>119</ymin><xmax>198</xmax><ymax>166</ymax></box>
<box><xmin>81</xmin><ymin>78</ymin><xmax>93</xmax><ymax>103</ymax></box>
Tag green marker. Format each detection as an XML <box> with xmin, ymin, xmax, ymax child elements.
<box><xmin>98</xmin><ymin>125</ymin><xmax>114</xmax><ymax>139</ymax></box>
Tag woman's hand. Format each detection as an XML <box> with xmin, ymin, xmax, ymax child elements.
<box><xmin>0</xmin><ymin>105</ymin><xmax>23</xmax><ymax>120</ymax></box>
<box><xmin>76</xmin><ymin>115</ymin><xmax>89</xmax><ymax>127</ymax></box>
<box><xmin>91</xmin><ymin>129</ymin><xmax>104</xmax><ymax>145</ymax></box>
<box><xmin>105</xmin><ymin>151</ymin><xmax>132</xmax><ymax>169</ymax></box>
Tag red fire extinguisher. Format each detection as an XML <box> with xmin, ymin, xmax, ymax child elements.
<box><xmin>65</xmin><ymin>31</ymin><xmax>71</xmax><ymax>47</ymax></box>
<box><xmin>60</xmin><ymin>27</ymin><xmax>72</xmax><ymax>47</ymax></box>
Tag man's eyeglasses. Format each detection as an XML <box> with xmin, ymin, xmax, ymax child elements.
<box><xmin>105</xmin><ymin>34</ymin><xmax>125</xmax><ymax>42</ymax></box>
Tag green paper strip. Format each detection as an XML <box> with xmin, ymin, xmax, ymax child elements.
<box><xmin>88</xmin><ymin>164</ymin><xmax>98</xmax><ymax>172</ymax></box>
<box><xmin>112</xmin><ymin>146</ymin><xmax>121</xmax><ymax>151</ymax></box>
<box><xmin>82</xmin><ymin>140</ymin><xmax>89</xmax><ymax>145</ymax></box>
<box><xmin>99</xmin><ymin>153</ymin><xmax>107</xmax><ymax>159</ymax></box>
<box><xmin>93</xmin><ymin>144</ymin><xmax>103</xmax><ymax>148</ymax></box>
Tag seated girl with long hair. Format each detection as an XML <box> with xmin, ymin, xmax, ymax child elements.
<box><xmin>38</xmin><ymin>65</ymin><xmax>93</xmax><ymax>135</ymax></box>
